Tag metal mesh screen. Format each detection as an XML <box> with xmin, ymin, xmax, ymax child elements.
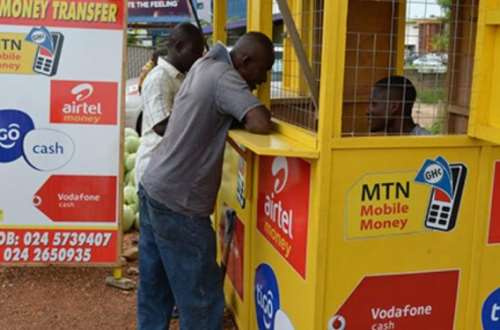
<box><xmin>270</xmin><ymin>0</ymin><xmax>324</xmax><ymax>132</ymax></box>
<box><xmin>342</xmin><ymin>0</ymin><xmax>478</xmax><ymax>136</ymax></box>
<box><xmin>127</xmin><ymin>45</ymin><xmax>155</xmax><ymax>79</ymax></box>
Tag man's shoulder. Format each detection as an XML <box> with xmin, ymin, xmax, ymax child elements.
<box><xmin>144</xmin><ymin>64</ymin><xmax>177</xmax><ymax>85</ymax></box>
<box><xmin>195</xmin><ymin>57</ymin><xmax>233</xmax><ymax>77</ymax></box>
<box><xmin>412</xmin><ymin>125</ymin><xmax>432</xmax><ymax>135</ymax></box>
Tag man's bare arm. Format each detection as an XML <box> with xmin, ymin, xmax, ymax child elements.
<box><xmin>243</xmin><ymin>106</ymin><xmax>273</xmax><ymax>134</ymax></box>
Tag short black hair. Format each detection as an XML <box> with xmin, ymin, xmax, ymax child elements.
<box><xmin>233</xmin><ymin>31</ymin><xmax>274</xmax><ymax>56</ymax></box>
<box><xmin>374</xmin><ymin>75</ymin><xmax>417</xmax><ymax>116</ymax></box>
<box><xmin>167</xmin><ymin>22</ymin><xmax>204</xmax><ymax>49</ymax></box>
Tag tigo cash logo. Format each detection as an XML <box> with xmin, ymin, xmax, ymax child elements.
<box><xmin>0</xmin><ymin>109</ymin><xmax>35</xmax><ymax>163</ymax></box>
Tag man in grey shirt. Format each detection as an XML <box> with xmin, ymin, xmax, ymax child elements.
<box><xmin>137</xmin><ymin>32</ymin><xmax>274</xmax><ymax>330</ymax></box>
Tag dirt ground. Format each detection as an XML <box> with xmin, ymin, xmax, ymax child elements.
<box><xmin>0</xmin><ymin>231</ymin><xmax>236</xmax><ymax>330</ymax></box>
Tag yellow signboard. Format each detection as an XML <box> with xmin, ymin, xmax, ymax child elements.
<box><xmin>0</xmin><ymin>32</ymin><xmax>38</xmax><ymax>74</ymax></box>
<box><xmin>346</xmin><ymin>172</ymin><xmax>428</xmax><ymax>238</ymax></box>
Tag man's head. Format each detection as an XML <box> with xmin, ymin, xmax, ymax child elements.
<box><xmin>165</xmin><ymin>22</ymin><xmax>205</xmax><ymax>73</ymax></box>
<box><xmin>367</xmin><ymin>75</ymin><xmax>417</xmax><ymax>133</ymax></box>
<box><xmin>230</xmin><ymin>32</ymin><xmax>275</xmax><ymax>90</ymax></box>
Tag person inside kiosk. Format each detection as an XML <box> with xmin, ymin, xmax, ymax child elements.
<box><xmin>367</xmin><ymin>75</ymin><xmax>431</xmax><ymax>136</ymax></box>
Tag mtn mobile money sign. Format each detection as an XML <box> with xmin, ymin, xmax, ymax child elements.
<box><xmin>346</xmin><ymin>156</ymin><xmax>467</xmax><ymax>239</ymax></box>
<box><xmin>0</xmin><ymin>0</ymin><xmax>125</xmax><ymax>265</ymax></box>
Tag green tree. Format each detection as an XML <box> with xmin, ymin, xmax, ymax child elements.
<box><xmin>432</xmin><ymin>0</ymin><xmax>452</xmax><ymax>52</ymax></box>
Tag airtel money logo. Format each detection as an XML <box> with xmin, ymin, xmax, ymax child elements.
<box><xmin>50</xmin><ymin>80</ymin><xmax>118</xmax><ymax>125</ymax></box>
<box><xmin>0</xmin><ymin>109</ymin><xmax>35</xmax><ymax>163</ymax></box>
<box><xmin>272</xmin><ymin>156</ymin><xmax>288</xmax><ymax>194</ymax></box>
<box><xmin>63</xmin><ymin>83</ymin><xmax>101</xmax><ymax>116</ymax></box>
<box><xmin>264</xmin><ymin>157</ymin><xmax>294</xmax><ymax>240</ymax></box>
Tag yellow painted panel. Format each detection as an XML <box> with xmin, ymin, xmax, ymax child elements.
<box><xmin>323</xmin><ymin>147</ymin><xmax>481</xmax><ymax>329</ymax></box>
<box><xmin>273</xmin><ymin>118</ymin><xmax>317</xmax><ymax>149</ymax></box>
<box><xmin>468</xmin><ymin>0</ymin><xmax>500</xmax><ymax>144</ymax></box>
<box><xmin>466</xmin><ymin>146</ymin><xmax>500</xmax><ymax>329</ymax></box>
<box><xmin>331</xmin><ymin>135</ymin><xmax>486</xmax><ymax>149</ymax></box>
<box><xmin>489</xmin><ymin>33</ymin><xmax>500</xmax><ymax>128</ymax></box>
<box><xmin>249</xmin><ymin>156</ymin><xmax>322</xmax><ymax>330</ymax></box>
<box><xmin>228</xmin><ymin>129</ymin><xmax>319</xmax><ymax>158</ymax></box>
<box><xmin>216</xmin><ymin>144</ymin><xmax>254</xmax><ymax>329</ymax></box>
<box><xmin>213</xmin><ymin>0</ymin><xmax>227</xmax><ymax>44</ymax></box>
<box><xmin>485</xmin><ymin>8</ymin><xmax>500</xmax><ymax>25</ymax></box>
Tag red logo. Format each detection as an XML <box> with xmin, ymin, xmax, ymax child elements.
<box><xmin>50</xmin><ymin>80</ymin><xmax>118</xmax><ymax>125</ymax></box>
<box><xmin>330</xmin><ymin>271</ymin><xmax>459</xmax><ymax>329</ymax></box>
<box><xmin>257</xmin><ymin>156</ymin><xmax>310</xmax><ymax>278</ymax></box>
<box><xmin>219</xmin><ymin>211</ymin><xmax>244</xmax><ymax>300</ymax></box>
<box><xmin>34</xmin><ymin>175</ymin><xmax>117</xmax><ymax>222</ymax></box>
<box><xmin>489</xmin><ymin>161</ymin><xmax>500</xmax><ymax>243</ymax></box>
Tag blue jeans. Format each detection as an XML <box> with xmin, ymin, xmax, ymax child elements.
<box><xmin>137</xmin><ymin>186</ymin><xmax>224</xmax><ymax>330</ymax></box>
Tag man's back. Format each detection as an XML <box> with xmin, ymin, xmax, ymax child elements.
<box><xmin>141</xmin><ymin>44</ymin><xmax>262</xmax><ymax>216</ymax></box>
<box><xmin>135</xmin><ymin>58</ymin><xmax>184</xmax><ymax>186</ymax></box>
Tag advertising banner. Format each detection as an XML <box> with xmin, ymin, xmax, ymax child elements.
<box><xmin>127</xmin><ymin>0</ymin><xmax>191</xmax><ymax>24</ymax></box>
<box><xmin>257</xmin><ymin>156</ymin><xmax>311</xmax><ymax>278</ymax></box>
<box><xmin>0</xmin><ymin>0</ymin><xmax>125</xmax><ymax>265</ymax></box>
<box><xmin>346</xmin><ymin>156</ymin><xmax>467</xmax><ymax>239</ymax></box>
<box><xmin>328</xmin><ymin>271</ymin><xmax>459</xmax><ymax>330</ymax></box>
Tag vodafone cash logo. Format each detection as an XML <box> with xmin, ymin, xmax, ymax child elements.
<box><xmin>328</xmin><ymin>315</ymin><xmax>346</xmax><ymax>330</ymax></box>
<box><xmin>254</xmin><ymin>263</ymin><xmax>295</xmax><ymax>330</ymax></box>
<box><xmin>51</xmin><ymin>80</ymin><xmax>118</xmax><ymax>125</ymax></box>
<box><xmin>0</xmin><ymin>109</ymin><xmax>35</xmax><ymax>163</ymax></box>
<box><xmin>272</xmin><ymin>156</ymin><xmax>288</xmax><ymax>194</ymax></box>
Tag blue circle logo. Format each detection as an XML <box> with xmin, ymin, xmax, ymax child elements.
<box><xmin>483</xmin><ymin>288</ymin><xmax>500</xmax><ymax>329</ymax></box>
<box><xmin>0</xmin><ymin>109</ymin><xmax>35</xmax><ymax>163</ymax></box>
<box><xmin>255</xmin><ymin>263</ymin><xmax>280</xmax><ymax>330</ymax></box>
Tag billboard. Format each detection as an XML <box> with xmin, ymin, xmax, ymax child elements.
<box><xmin>128</xmin><ymin>0</ymin><xmax>191</xmax><ymax>24</ymax></box>
<box><xmin>0</xmin><ymin>0</ymin><xmax>125</xmax><ymax>265</ymax></box>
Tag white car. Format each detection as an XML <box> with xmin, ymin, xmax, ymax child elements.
<box><xmin>413</xmin><ymin>54</ymin><xmax>447</xmax><ymax>74</ymax></box>
<box><xmin>125</xmin><ymin>77</ymin><xmax>143</xmax><ymax>135</ymax></box>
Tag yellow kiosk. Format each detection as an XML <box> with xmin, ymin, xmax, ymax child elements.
<box><xmin>213</xmin><ymin>0</ymin><xmax>500</xmax><ymax>329</ymax></box>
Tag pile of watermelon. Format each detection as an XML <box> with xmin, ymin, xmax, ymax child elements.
<box><xmin>123</xmin><ymin>128</ymin><xmax>141</xmax><ymax>232</ymax></box>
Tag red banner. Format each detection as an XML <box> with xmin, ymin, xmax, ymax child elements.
<box><xmin>50</xmin><ymin>80</ymin><xmax>118</xmax><ymax>125</ymax></box>
<box><xmin>228</xmin><ymin>217</ymin><xmax>244</xmax><ymax>299</ymax></box>
<box><xmin>0</xmin><ymin>228</ymin><xmax>118</xmax><ymax>264</ymax></box>
<box><xmin>257</xmin><ymin>156</ymin><xmax>310</xmax><ymax>278</ymax></box>
<box><xmin>489</xmin><ymin>161</ymin><xmax>500</xmax><ymax>244</ymax></box>
<box><xmin>34</xmin><ymin>175</ymin><xmax>117</xmax><ymax>222</ymax></box>
<box><xmin>0</xmin><ymin>0</ymin><xmax>125</xmax><ymax>30</ymax></box>
<box><xmin>329</xmin><ymin>271</ymin><xmax>459</xmax><ymax>330</ymax></box>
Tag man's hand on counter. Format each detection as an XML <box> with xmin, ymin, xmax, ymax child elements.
<box><xmin>243</xmin><ymin>105</ymin><xmax>273</xmax><ymax>134</ymax></box>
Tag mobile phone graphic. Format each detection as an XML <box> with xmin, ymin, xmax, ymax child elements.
<box><xmin>33</xmin><ymin>32</ymin><xmax>64</xmax><ymax>76</ymax></box>
<box><xmin>425</xmin><ymin>164</ymin><xmax>467</xmax><ymax>231</ymax></box>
